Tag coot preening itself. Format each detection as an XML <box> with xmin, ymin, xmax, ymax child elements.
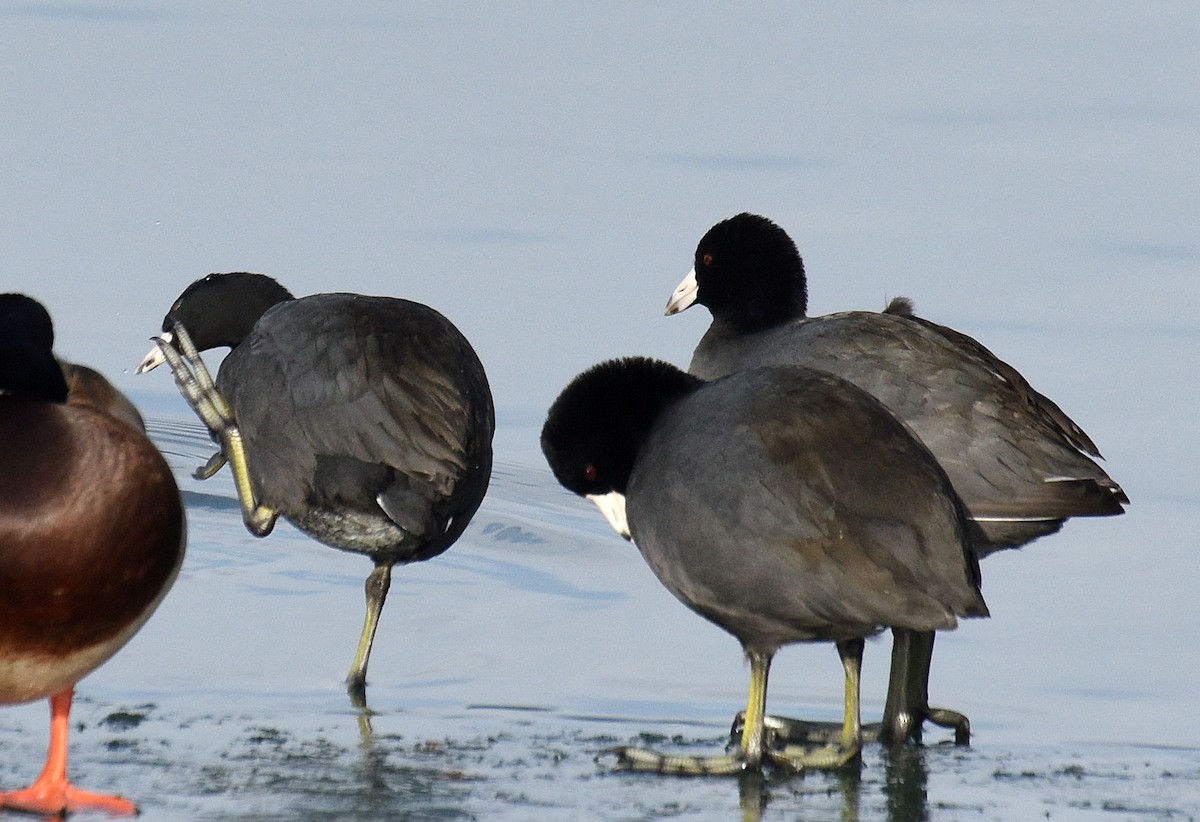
<box><xmin>667</xmin><ymin>213</ymin><xmax>1127</xmax><ymax>744</ymax></box>
<box><xmin>0</xmin><ymin>294</ymin><xmax>185</xmax><ymax>816</ymax></box>
<box><xmin>137</xmin><ymin>273</ymin><xmax>494</xmax><ymax>701</ymax></box>
<box><xmin>541</xmin><ymin>357</ymin><xmax>987</xmax><ymax>774</ymax></box>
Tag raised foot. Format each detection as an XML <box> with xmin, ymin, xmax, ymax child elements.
<box><xmin>154</xmin><ymin>322</ymin><xmax>237</xmax><ymax>436</ymax></box>
<box><xmin>193</xmin><ymin>449</ymin><xmax>228</xmax><ymax>480</ymax></box>
<box><xmin>1</xmin><ymin>781</ymin><xmax>138</xmax><ymax>817</ymax></box>
<box><xmin>156</xmin><ymin>322</ymin><xmax>278</xmax><ymax>537</ymax></box>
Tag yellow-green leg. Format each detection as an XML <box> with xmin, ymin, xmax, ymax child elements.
<box><xmin>607</xmin><ymin>649</ymin><xmax>776</xmax><ymax>776</ymax></box>
<box><xmin>768</xmin><ymin>638</ymin><xmax>864</xmax><ymax>772</ymax></box>
<box><xmin>739</xmin><ymin>648</ymin><xmax>770</xmax><ymax>768</ymax></box>
<box><xmin>740</xmin><ymin>628</ymin><xmax>969</xmax><ymax>748</ymax></box>
<box><xmin>155</xmin><ymin>322</ymin><xmax>278</xmax><ymax>536</ymax></box>
<box><xmin>348</xmin><ymin>563</ymin><xmax>393</xmax><ymax>707</ymax></box>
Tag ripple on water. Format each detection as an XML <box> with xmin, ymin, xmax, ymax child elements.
<box><xmin>2</xmin><ymin>407</ymin><xmax>1194</xmax><ymax>820</ymax></box>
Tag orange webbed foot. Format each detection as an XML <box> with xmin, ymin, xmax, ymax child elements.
<box><xmin>1</xmin><ymin>780</ymin><xmax>138</xmax><ymax>816</ymax></box>
<box><xmin>2</xmin><ymin>690</ymin><xmax>138</xmax><ymax>816</ymax></box>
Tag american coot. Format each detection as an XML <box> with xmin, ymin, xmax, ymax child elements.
<box><xmin>541</xmin><ymin>357</ymin><xmax>987</xmax><ymax>774</ymax></box>
<box><xmin>136</xmin><ymin>273</ymin><xmax>494</xmax><ymax>702</ymax></box>
<box><xmin>1</xmin><ymin>294</ymin><xmax>185</xmax><ymax>816</ymax></box>
<box><xmin>667</xmin><ymin>213</ymin><xmax>1128</xmax><ymax>744</ymax></box>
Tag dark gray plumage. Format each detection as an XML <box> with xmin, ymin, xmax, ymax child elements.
<box><xmin>139</xmin><ymin>272</ymin><xmax>494</xmax><ymax>700</ymax></box>
<box><xmin>541</xmin><ymin>357</ymin><xmax>986</xmax><ymax>773</ymax></box>
<box><xmin>667</xmin><ymin>212</ymin><xmax>1127</xmax><ymax>743</ymax></box>
<box><xmin>217</xmin><ymin>293</ymin><xmax>492</xmax><ymax>562</ymax></box>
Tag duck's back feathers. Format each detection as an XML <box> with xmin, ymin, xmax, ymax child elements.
<box><xmin>0</xmin><ymin>378</ymin><xmax>183</xmax><ymax>703</ymax></box>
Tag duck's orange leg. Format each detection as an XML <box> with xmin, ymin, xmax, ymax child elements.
<box><xmin>0</xmin><ymin>688</ymin><xmax>137</xmax><ymax>816</ymax></box>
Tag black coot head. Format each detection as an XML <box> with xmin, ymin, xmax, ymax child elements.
<box><xmin>0</xmin><ymin>293</ymin><xmax>68</xmax><ymax>402</ymax></box>
<box><xmin>692</xmin><ymin>213</ymin><xmax>807</xmax><ymax>330</ymax></box>
<box><xmin>541</xmin><ymin>357</ymin><xmax>701</xmax><ymax>497</ymax></box>
<box><xmin>163</xmin><ymin>272</ymin><xmax>295</xmax><ymax>351</ymax></box>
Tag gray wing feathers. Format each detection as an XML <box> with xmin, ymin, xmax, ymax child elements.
<box><xmin>220</xmin><ymin>295</ymin><xmax>493</xmax><ymax>524</ymax></box>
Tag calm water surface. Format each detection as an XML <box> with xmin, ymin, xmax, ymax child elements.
<box><xmin>0</xmin><ymin>397</ymin><xmax>1195</xmax><ymax>821</ymax></box>
<box><xmin>2</xmin><ymin>3</ymin><xmax>1198</xmax><ymax>820</ymax></box>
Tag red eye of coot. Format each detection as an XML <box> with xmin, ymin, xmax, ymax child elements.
<box><xmin>584</xmin><ymin>464</ymin><xmax>597</xmax><ymax>482</ymax></box>
<box><xmin>703</xmin><ymin>253</ymin><xmax>713</xmax><ymax>267</ymax></box>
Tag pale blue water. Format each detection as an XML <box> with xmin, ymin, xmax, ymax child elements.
<box><xmin>0</xmin><ymin>404</ymin><xmax>1195</xmax><ymax>820</ymax></box>
<box><xmin>3</xmin><ymin>3</ymin><xmax>1199</xmax><ymax>820</ymax></box>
